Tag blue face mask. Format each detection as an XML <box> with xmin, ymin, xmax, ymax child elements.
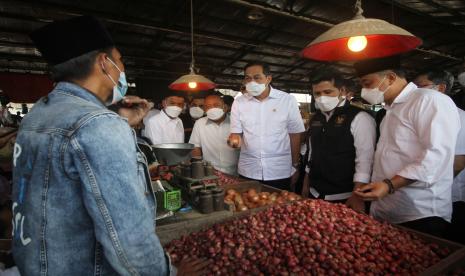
<box><xmin>104</xmin><ymin>57</ymin><xmax>128</xmax><ymax>105</ymax></box>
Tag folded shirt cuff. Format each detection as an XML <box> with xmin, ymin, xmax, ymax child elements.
<box><xmin>398</xmin><ymin>164</ymin><xmax>432</xmax><ymax>184</ymax></box>
<box><xmin>288</xmin><ymin>127</ymin><xmax>306</xmax><ymax>134</ymax></box>
<box><xmin>353</xmin><ymin>172</ymin><xmax>371</xmax><ymax>184</ymax></box>
<box><xmin>230</xmin><ymin>128</ymin><xmax>242</xmax><ymax>134</ymax></box>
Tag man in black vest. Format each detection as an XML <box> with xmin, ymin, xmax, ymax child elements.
<box><xmin>302</xmin><ymin>69</ymin><xmax>376</xmax><ymax>213</ymax></box>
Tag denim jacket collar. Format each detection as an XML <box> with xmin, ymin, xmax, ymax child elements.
<box><xmin>54</xmin><ymin>82</ymin><xmax>108</xmax><ymax>108</ymax></box>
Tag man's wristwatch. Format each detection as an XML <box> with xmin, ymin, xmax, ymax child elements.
<box><xmin>383</xmin><ymin>179</ymin><xmax>395</xmax><ymax>194</ymax></box>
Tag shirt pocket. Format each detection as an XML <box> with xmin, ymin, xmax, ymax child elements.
<box><xmin>240</xmin><ymin>116</ymin><xmax>258</xmax><ymax>136</ymax></box>
<box><xmin>266</xmin><ymin>109</ymin><xmax>287</xmax><ymax>135</ymax></box>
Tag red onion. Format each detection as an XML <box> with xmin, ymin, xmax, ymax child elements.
<box><xmin>165</xmin><ymin>200</ymin><xmax>450</xmax><ymax>275</ymax></box>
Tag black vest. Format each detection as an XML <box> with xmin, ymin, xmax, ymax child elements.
<box><xmin>308</xmin><ymin>101</ymin><xmax>364</xmax><ymax>196</ymax></box>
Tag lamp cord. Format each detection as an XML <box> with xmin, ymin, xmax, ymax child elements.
<box><xmin>354</xmin><ymin>0</ymin><xmax>364</xmax><ymax>19</ymax></box>
<box><xmin>190</xmin><ymin>0</ymin><xmax>195</xmax><ymax>74</ymax></box>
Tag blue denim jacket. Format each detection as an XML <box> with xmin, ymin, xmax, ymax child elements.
<box><xmin>11</xmin><ymin>82</ymin><xmax>170</xmax><ymax>275</ymax></box>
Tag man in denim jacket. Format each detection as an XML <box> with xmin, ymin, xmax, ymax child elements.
<box><xmin>11</xmin><ymin>16</ymin><xmax>206</xmax><ymax>275</ymax></box>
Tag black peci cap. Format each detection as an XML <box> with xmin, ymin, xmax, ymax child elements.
<box><xmin>30</xmin><ymin>16</ymin><xmax>114</xmax><ymax>65</ymax></box>
<box><xmin>354</xmin><ymin>55</ymin><xmax>401</xmax><ymax>77</ymax></box>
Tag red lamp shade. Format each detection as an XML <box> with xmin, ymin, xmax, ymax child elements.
<box><xmin>168</xmin><ymin>72</ymin><xmax>216</xmax><ymax>91</ymax></box>
<box><xmin>302</xmin><ymin>18</ymin><xmax>422</xmax><ymax>61</ymax></box>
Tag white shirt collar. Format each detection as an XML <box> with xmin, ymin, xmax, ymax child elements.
<box><xmin>268</xmin><ymin>86</ymin><xmax>281</xmax><ymax>99</ymax></box>
<box><xmin>384</xmin><ymin>82</ymin><xmax>417</xmax><ymax>110</ymax></box>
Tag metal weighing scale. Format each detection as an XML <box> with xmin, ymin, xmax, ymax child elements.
<box><xmin>151</xmin><ymin>143</ymin><xmax>221</xmax><ymax>214</ymax></box>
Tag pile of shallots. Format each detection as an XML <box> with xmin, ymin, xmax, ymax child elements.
<box><xmin>166</xmin><ymin>200</ymin><xmax>450</xmax><ymax>275</ymax></box>
<box><xmin>224</xmin><ymin>189</ymin><xmax>301</xmax><ymax>212</ymax></box>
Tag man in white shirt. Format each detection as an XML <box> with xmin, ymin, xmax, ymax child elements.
<box><xmin>354</xmin><ymin>56</ymin><xmax>461</xmax><ymax>237</ymax></box>
<box><xmin>142</xmin><ymin>108</ymin><xmax>159</xmax><ymax>127</ymax></box>
<box><xmin>414</xmin><ymin>70</ymin><xmax>465</xmax><ymax>243</ymax></box>
<box><xmin>182</xmin><ymin>96</ymin><xmax>205</xmax><ymax>142</ymax></box>
<box><xmin>143</xmin><ymin>94</ymin><xmax>185</xmax><ymax>145</ymax></box>
<box><xmin>190</xmin><ymin>94</ymin><xmax>239</xmax><ymax>175</ymax></box>
<box><xmin>228</xmin><ymin>61</ymin><xmax>305</xmax><ymax>191</ymax></box>
<box><xmin>302</xmin><ymin>69</ymin><xmax>376</xmax><ymax>213</ymax></box>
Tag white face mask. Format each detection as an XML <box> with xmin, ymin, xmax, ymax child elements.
<box><xmin>189</xmin><ymin>106</ymin><xmax>204</xmax><ymax>119</ymax></box>
<box><xmin>206</xmin><ymin>108</ymin><xmax>225</xmax><ymax>121</ymax></box>
<box><xmin>165</xmin><ymin>106</ymin><xmax>182</xmax><ymax>118</ymax></box>
<box><xmin>361</xmin><ymin>76</ymin><xmax>390</xmax><ymax>105</ymax></box>
<box><xmin>245</xmin><ymin>81</ymin><xmax>266</xmax><ymax>97</ymax></box>
<box><xmin>315</xmin><ymin>96</ymin><xmax>342</xmax><ymax>112</ymax></box>
<box><xmin>458</xmin><ymin>72</ymin><xmax>465</xmax><ymax>87</ymax></box>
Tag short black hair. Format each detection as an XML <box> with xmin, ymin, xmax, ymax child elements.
<box><xmin>189</xmin><ymin>97</ymin><xmax>205</xmax><ymax>104</ymax></box>
<box><xmin>244</xmin><ymin>61</ymin><xmax>271</xmax><ymax>76</ymax></box>
<box><xmin>165</xmin><ymin>95</ymin><xmax>186</xmax><ymax>101</ymax></box>
<box><xmin>50</xmin><ymin>47</ymin><xmax>113</xmax><ymax>82</ymax></box>
<box><xmin>417</xmin><ymin>70</ymin><xmax>454</xmax><ymax>94</ymax></box>
<box><xmin>379</xmin><ymin>69</ymin><xmax>407</xmax><ymax>79</ymax></box>
<box><xmin>342</xmin><ymin>78</ymin><xmax>360</xmax><ymax>93</ymax></box>
<box><xmin>222</xmin><ymin>95</ymin><xmax>235</xmax><ymax>106</ymax></box>
<box><xmin>0</xmin><ymin>94</ymin><xmax>10</xmax><ymax>106</ymax></box>
<box><xmin>310</xmin><ymin>68</ymin><xmax>345</xmax><ymax>89</ymax></box>
<box><xmin>205</xmin><ymin>93</ymin><xmax>224</xmax><ymax>104</ymax></box>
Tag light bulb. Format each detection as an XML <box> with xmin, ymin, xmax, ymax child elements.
<box><xmin>188</xmin><ymin>82</ymin><xmax>197</xmax><ymax>89</ymax></box>
<box><xmin>347</xmin><ymin>36</ymin><xmax>367</xmax><ymax>52</ymax></box>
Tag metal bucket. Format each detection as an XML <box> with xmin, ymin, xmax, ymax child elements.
<box><xmin>152</xmin><ymin>143</ymin><xmax>194</xmax><ymax>165</ymax></box>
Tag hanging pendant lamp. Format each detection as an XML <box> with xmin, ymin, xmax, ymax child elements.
<box><xmin>301</xmin><ymin>0</ymin><xmax>422</xmax><ymax>61</ymax></box>
<box><xmin>169</xmin><ymin>0</ymin><xmax>216</xmax><ymax>91</ymax></box>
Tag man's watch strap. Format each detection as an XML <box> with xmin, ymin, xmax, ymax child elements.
<box><xmin>383</xmin><ymin>179</ymin><xmax>395</xmax><ymax>194</ymax></box>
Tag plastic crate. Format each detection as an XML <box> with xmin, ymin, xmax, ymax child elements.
<box><xmin>164</xmin><ymin>190</ymin><xmax>181</xmax><ymax>211</ymax></box>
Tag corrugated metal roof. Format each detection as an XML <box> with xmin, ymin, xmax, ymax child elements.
<box><xmin>0</xmin><ymin>0</ymin><xmax>463</xmax><ymax>95</ymax></box>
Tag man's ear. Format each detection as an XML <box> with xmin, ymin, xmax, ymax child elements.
<box><xmin>387</xmin><ymin>71</ymin><xmax>397</xmax><ymax>84</ymax></box>
<box><xmin>438</xmin><ymin>83</ymin><xmax>447</xmax><ymax>94</ymax></box>
<box><xmin>339</xmin><ymin>87</ymin><xmax>348</xmax><ymax>96</ymax></box>
<box><xmin>97</xmin><ymin>52</ymin><xmax>108</xmax><ymax>73</ymax></box>
<box><xmin>266</xmin><ymin>75</ymin><xmax>272</xmax><ymax>85</ymax></box>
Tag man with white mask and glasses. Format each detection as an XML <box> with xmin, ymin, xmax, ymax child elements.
<box><xmin>228</xmin><ymin>61</ymin><xmax>305</xmax><ymax>191</ymax></box>
<box><xmin>143</xmin><ymin>93</ymin><xmax>185</xmax><ymax>145</ymax></box>
<box><xmin>190</xmin><ymin>93</ymin><xmax>239</xmax><ymax>175</ymax></box>
<box><xmin>414</xmin><ymin>70</ymin><xmax>465</xmax><ymax>243</ymax></box>
<box><xmin>182</xmin><ymin>96</ymin><xmax>205</xmax><ymax>142</ymax></box>
<box><xmin>354</xmin><ymin>56</ymin><xmax>461</xmax><ymax>238</ymax></box>
<box><xmin>301</xmin><ymin>69</ymin><xmax>376</xmax><ymax>213</ymax></box>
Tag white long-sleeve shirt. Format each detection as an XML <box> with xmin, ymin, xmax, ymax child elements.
<box><xmin>142</xmin><ymin>109</ymin><xmax>159</xmax><ymax>127</ymax></box>
<box><xmin>189</xmin><ymin>115</ymin><xmax>240</xmax><ymax>175</ymax></box>
<box><xmin>371</xmin><ymin>83</ymin><xmax>460</xmax><ymax>224</ymax></box>
<box><xmin>305</xmin><ymin>100</ymin><xmax>376</xmax><ymax>199</ymax></box>
<box><xmin>452</xmin><ymin>108</ymin><xmax>465</xmax><ymax>203</ymax></box>
<box><xmin>230</xmin><ymin>87</ymin><xmax>305</xmax><ymax>180</ymax></box>
<box><xmin>142</xmin><ymin>110</ymin><xmax>184</xmax><ymax>145</ymax></box>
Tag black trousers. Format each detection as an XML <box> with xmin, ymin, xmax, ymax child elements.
<box><xmin>240</xmin><ymin>175</ymin><xmax>291</xmax><ymax>191</ymax></box>
<box><xmin>308</xmin><ymin>192</ymin><xmax>371</xmax><ymax>213</ymax></box>
<box><xmin>448</xmin><ymin>201</ymin><xmax>465</xmax><ymax>244</ymax></box>
<box><xmin>399</xmin><ymin>216</ymin><xmax>450</xmax><ymax>238</ymax></box>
